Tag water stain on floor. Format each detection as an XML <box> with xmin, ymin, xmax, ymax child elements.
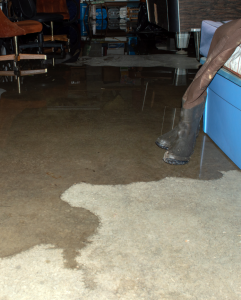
<box><xmin>0</xmin><ymin>63</ymin><xmax>238</xmax><ymax>268</ymax></box>
<box><xmin>0</xmin><ymin>191</ymin><xmax>99</xmax><ymax>269</ymax></box>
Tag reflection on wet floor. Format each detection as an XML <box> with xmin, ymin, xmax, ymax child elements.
<box><xmin>0</xmin><ymin>62</ymin><xmax>239</xmax><ymax>183</ymax></box>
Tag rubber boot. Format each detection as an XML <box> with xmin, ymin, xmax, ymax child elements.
<box><xmin>155</xmin><ymin>100</ymin><xmax>200</xmax><ymax>150</ymax></box>
<box><xmin>155</xmin><ymin>126</ymin><xmax>179</xmax><ymax>150</ymax></box>
<box><xmin>162</xmin><ymin>100</ymin><xmax>205</xmax><ymax>165</ymax></box>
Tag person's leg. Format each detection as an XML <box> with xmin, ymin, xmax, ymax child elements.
<box><xmin>183</xmin><ymin>19</ymin><xmax>241</xmax><ymax>109</ymax></box>
<box><xmin>156</xmin><ymin>19</ymin><xmax>241</xmax><ymax>164</ymax></box>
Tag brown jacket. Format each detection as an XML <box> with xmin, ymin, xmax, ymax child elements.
<box><xmin>183</xmin><ymin>19</ymin><xmax>241</xmax><ymax>109</ymax></box>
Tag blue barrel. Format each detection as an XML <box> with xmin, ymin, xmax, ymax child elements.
<box><xmin>80</xmin><ymin>3</ymin><xmax>89</xmax><ymax>20</ymax></box>
<box><xmin>128</xmin><ymin>36</ymin><xmax>137</xmax><ymax>55</ymax></box>
<box><xmin>96</xmin><ymin>8</ymin><xmax>107</xmax><ymax>19</ymax></box>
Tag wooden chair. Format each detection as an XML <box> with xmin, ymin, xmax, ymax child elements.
<box><xmin>37</xmin><ymin>0</ymin><xmax>70</xmax><ymax>20</ymax></box>
<box><xmin>36</xmin><ymin>0</ymin><xmax>70</xmax><ymax>43</ymax></box>
<box><xmin>0</xmin><ymin>9</ymin><xmax>46</xmax><ymax>62</ymax></box>
<box><xmin>11</xmin><ymin>0</ymin><xmax>65</xmax><ymax>55</ymax></box>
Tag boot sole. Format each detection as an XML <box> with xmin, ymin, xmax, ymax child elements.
<box><xmin>163</xmin><ymin>157</ymin><xmax>189</xmax><ymax>165</ymax></box>
<box><xmin>155</xmin><ymin>141</ymin><xmax>169</xmax><ymax>150</ymax></box>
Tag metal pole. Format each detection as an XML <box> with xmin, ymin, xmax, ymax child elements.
<box><xmin>199</xmin><ymin>135</ymin><xmax>206</xmax><ymax>178</ymax></box>
<box><xmin>17</xmin><ymin>76</ymin><xmax>21</xmax><ymax>94</ymax></box>
<box><xmin>172</xmin><ymin>108</ymin><xmax>176</xmax><ymax>129</ymax></box>
<box><xmin>160</xmin><ymin>106</ymin><xmax>166</xmax><ymax>135</ymax></box>
<box><xmin>13</xmin><ymin>36</ymin><xmax>18</xmax><ymax>69</ymax></box>
<box><xmin>13</xmin><ymin>36</ymin><xmax>19</xmax><ymax>56</ymax></box>
<box><xmin>194</xmin><ymin>31</ymin><xmax>201</xmax><ymax>61</ymax></box>
<box><xmin>51</xmin><ymin>22</ymin><xmax>54</xmax><ymax>40</ymax></box>
<box><xmin>142</xmin><ymin>82</ymin><xmax>148</xmax><ymax>111</ymax></box>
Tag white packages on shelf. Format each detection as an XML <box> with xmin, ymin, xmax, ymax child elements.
<box><xmin>224</xmin><ymin>44</ymin><xmax>241</xmax><ymax>76</ymax></box>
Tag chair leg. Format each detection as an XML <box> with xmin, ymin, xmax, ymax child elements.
<box><xmin>13</xmin><ymin>36</ymin><xmax>19</xmax><ymax>68</ymax></box>
<box><xmin>38</xmin><ymin>32</ymin><xmax>43</xmax><ymax>54</ymax></box>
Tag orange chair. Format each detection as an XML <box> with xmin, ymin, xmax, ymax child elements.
<box><xmin>0</xmin><ymin>9</ymin><xmax>46</xmax><ymax>62</ymax></box>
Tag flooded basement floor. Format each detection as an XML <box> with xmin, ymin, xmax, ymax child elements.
<box><xmin>0</xmin><ymin>50</ymin><xmax>240</xmax><ymax>299</ymax></box>
<box><xmin>0</xmin><ymin>62</ymin><xmax>238</xmax><ymax>183</ymax></box>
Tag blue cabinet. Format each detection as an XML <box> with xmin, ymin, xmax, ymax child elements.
<box><xmin>201</xmin><ymin>58</ymin><xmax>241</xmax><ymax>169</ymax></box>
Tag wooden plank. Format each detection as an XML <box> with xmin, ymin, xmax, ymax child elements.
<box><xmin>0</xmin><ymin>71</ymin><xmax>14</xmax><ymax>76</ymax></box>
<box><xmin>20</xmin><ymin>69</ymin><xmax>48</xmax><ymax>76</ymax></box>
<box><xmin>19</xmin><ymin>54</ymin><xmax>47</xmax><ymax>60</ymax></box>
<box><xmin>44</xmin><ymin>35</ymin><xmax>68</xmax><ymax>42</ymax></box>
<box><xmin>0</xmin><ymin>54</ymin><xmax>15</xmax><ymax>61</ymax></box>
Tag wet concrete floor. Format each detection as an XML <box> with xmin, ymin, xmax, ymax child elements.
<box><xmin>0</xmin><ymin>60</ymin><xmax>239</xmax><ymax>268</ymax></box>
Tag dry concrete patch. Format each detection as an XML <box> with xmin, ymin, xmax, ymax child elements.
<box><xmin>1</xmin><ymin>171</ymin><xmax>241</xmax><ymax>299</ymax></box>
<box><xmin>69</xmin><ymin>55</ymin><xmax>201</xmax><ymax>69</ymax></box>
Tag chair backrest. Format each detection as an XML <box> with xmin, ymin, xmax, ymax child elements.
<box><xmin>36</xmin><ymin>0</ymin><xmax>69</xmax><ymax>17</ymax></box>
<box><xmin>0</xmin><ymin>9</ymin><xmax>26</xmax><ymax>38</ymax></box>
<box><xmin>12</xmin><ymin>0</ymin><xmax>36</xmax><ymax>19</ymax></box>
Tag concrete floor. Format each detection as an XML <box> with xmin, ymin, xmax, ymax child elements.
<box><xmin>0</xmin><ymin>58</ymin><xmax>240</xmax><ymax>299</ymax></box>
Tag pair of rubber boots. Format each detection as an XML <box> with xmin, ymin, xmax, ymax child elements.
<box><xmin>156</xmin><ymin>100</ymin><xmax>205</xmax><ymax>165</ymax></box>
